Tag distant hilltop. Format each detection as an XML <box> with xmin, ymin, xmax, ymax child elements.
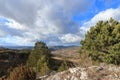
<box><xmin>1</xmin><ymin>45</ymin><xmax>79</xmax><ymax>51</ymax></box>
<box><xmin>1</xmin><ymin>46</ymin><xmax>34</xmax><ymax>50</ymax></box>
<box><xmin>48</xmin><ymin>45</ymin><xmax>79</xmax><ymax>51</ymax></box>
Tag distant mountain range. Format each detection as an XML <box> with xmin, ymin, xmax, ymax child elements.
<box><xmin>48</xmin><ymin>46</ymin><xmax>78</xmax><ymax>51</ymax></box>
<box><xmin>2</xmin><ymin>46</ymin><xmax>33</xmax><ymax>50</ymax></box>
<box><xmin>1</xmin><ymin>45</ymin><xmax>79</xmax><ymax>51</ymax></box>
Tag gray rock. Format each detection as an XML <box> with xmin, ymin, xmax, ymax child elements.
<box><xmin>38</xmin><ymin>63</ymin><xmax>120</xmax><ymax>80</ymax></box>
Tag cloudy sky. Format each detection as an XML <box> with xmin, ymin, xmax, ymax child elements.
<box><xmin>0</xmin><ymin>0</ymin><xmax>120</xmax><ymax>46</ymax></box>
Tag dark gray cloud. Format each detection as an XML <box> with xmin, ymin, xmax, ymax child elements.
<box><xmin>0</xmin><ymin>0</ymin><xmax>38</xmax><ymax>26</ymax></box>
<box><xmin>0</xmin><ymin>0</ymin><xmax>94</xmax><ymax>45</ymax></box>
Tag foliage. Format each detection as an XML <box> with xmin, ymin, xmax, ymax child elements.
<box><xmin>81</xmin><ymin>18</ymin><xmax>120</xmax><ymax>65</ymax></box>
<box><xmin>36</xmin><ymin>55</ymin><xmax>50</xmax><ymax>76</ymax></box>
<box><xmin>58</xmin><ymin>60</ymin><xmax>69</xmax><ymax>72</ymax></box>
<box><xmin>9</xmin><ymin>65</ymin><xmax>36</xmax><ymax>80</ymax></box>
<box><xmin>27</xmin><ymin>41</ymin><xmax>52</xmax><ymax>75</ymax></box>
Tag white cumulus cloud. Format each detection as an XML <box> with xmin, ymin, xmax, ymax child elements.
<box><xmin>80</xmin><ymin>7</ymin><xmax>120</xmax><ymax>31</ymax></box>
<box><xmin>60</xmin><ymin>33</ymin><xmax>81</xmax><ymax>43</ymax></box>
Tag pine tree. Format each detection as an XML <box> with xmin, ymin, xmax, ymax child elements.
<box><xmin>27</xmin><ymin>41</ymin><xmax>52</xmax><ymax>75</ymax></box>
<box><xmin>81</xmin><ymin>18</ymin><xmax>120</xmax><ymax>64</ymax></box>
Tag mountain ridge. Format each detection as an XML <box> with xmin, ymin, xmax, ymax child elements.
<box><xmin>1</xmin><ymin>45</ymin><xmax>79</xmax><ymax>51</ymax></box>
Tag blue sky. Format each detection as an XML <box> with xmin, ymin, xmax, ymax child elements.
<box><xmin>0</xmin><ymin>0</ymin><xmax>120</xmax><ymax>46</ymax></box>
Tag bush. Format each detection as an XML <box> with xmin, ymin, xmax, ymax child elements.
<box><xmin>9</xmin><ymin>65</ymin><xmax>36</xmax><ymax>80</ymax></box>
<box><xmin>81</xmin><ymin>18</ymin><xmax>120</xmax><ymax>65</ymax></box>
<box><xmin>58</xmin><ymin>60</ymin><xmax>69</xmax><ymax>72</ymax></box>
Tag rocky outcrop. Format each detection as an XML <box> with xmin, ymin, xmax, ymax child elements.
<box><xmin>39</xmin><ymin>63</ymin><xmax>120</xmax><ymax>80</ymax></box>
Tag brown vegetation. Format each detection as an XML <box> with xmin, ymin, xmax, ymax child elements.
<box><xmin>0</xmin><ymin>48</ymin><xmax>30</xmax><ymax>78</ymax></box>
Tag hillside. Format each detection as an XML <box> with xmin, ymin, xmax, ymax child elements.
<box><xmin>0</xmin><ymin>46</ymin><xmax>120</xmax><ymax>80</ymax></box>
<box><xmin>51</xmin><ymin>47</ymin><xmax>80</xmax><ymax>65</ymax></box>
<box><xmin>38</xmin><ymin>47</ymin><xmax>120</xmax><ymax>80</ymax></box>
<box><xmin>0</xmin><ymin>48</ymin><xmax>30</xmax><ymax>78</ymax></box>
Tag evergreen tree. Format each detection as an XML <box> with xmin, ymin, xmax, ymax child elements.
<box><xmin>36</xmin><ymin>55</ymin><xmax>50</xmax><ymax>76</ymax></box>
<box><xmin>81</xmin><ymin>18</ymin><xmax>120</xmax><ymax>64</ymax></box>
<box><xmin>27</xmin><ymin>41</ymin><xmax>51</xmax><ymax>75</ymax></box>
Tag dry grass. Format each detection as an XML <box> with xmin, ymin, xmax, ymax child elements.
<box><xmin>77</xmin><ymin>51</ymin><xmax>94</xmax><ymax>68</ymax></box>
<box><xmin>51</xmin><ymin>47</ymin><xmax>80</xmax><ymax>59</ymax></box>
<box><xmin>51</xmin><ymin>47</ymin><xmax>97</xmax><ymax>68</ymax></box>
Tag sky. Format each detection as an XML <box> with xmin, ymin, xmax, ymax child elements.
<box><xmin>0</xmin><ymin>0</ymin><xmax>120</xmax><ymax>46</ymax></box>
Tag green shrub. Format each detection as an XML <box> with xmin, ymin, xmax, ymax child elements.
<box><xmin>81</xmin><ymin>18</ymin><xmax>120</xmax><ymax>65</ymax></box>
<box><xmin>9</xmin><ymin>65</ymin><xmax>36</xmax><ymax>80</ymax></box>
<box><xmin>58</xmin><ymin>60</ymin><xmax>69</xmax><ymax>72</ymax></box>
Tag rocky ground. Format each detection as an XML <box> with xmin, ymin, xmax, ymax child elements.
<box><xmin>38</xmin><ymin>63</ymin><xmax>120</xmax><ymax>80</ymax></box>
